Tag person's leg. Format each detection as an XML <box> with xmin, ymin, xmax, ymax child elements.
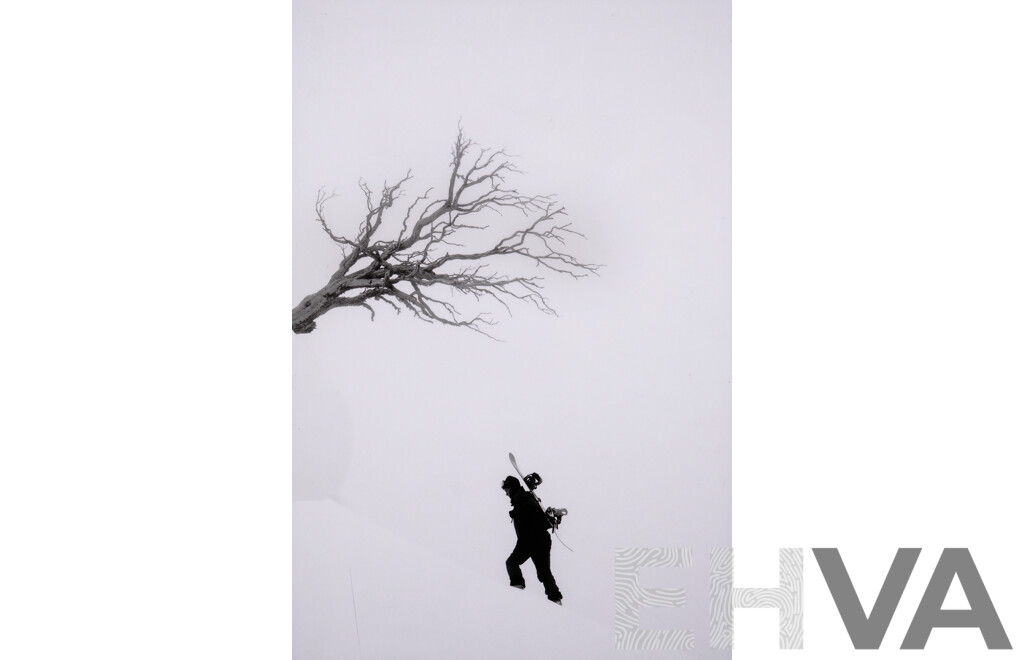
<box><xmin>530</xmin><ymin>535</ymin><xmax>562</xmax><ymax>602</ymax></box>
<box><xmin>506</xmin><ymin>538</ymin><xmax>531</xmax><ymax>588</ymax></box>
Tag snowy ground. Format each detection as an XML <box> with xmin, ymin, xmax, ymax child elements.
<box><xmin>295</xmin><ymin>487</ymin><xmax>733</xmax><ymax>659</ymax></box>
<box><xmin>294</xmin><ymin>500</ymin><xmax>611</xmax><ymax>659</ymax></box>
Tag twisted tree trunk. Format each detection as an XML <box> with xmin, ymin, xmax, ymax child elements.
<box><xmin>292</xmin><ymin>288</ymin><xmax>333</xmax><ymax>334</ymax></box>
<box><xmin>292</xmin><ymin>269</ymin><xmax>385</xmax><ymax>333</ymax></box>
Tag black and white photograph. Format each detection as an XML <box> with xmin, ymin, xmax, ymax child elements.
<box><xmin>292</xmin><ymin>1</ymin><xmax>730</xmax><ymax>657</ymax></box>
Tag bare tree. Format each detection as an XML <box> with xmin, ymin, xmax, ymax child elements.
<box><xmin>292</xmin><ymin>130</ymin><xmax>599</xmax><ymax>336</ymax></box>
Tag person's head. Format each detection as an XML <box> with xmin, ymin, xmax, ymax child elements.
<box><xmin>501</xmin><ymin>475</ymin><xmax>519</xmax><ymax>496</ymax></box>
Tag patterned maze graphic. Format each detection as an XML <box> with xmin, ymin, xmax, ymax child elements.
<box><xmin>614</xmin><ymin>547</ymin><xmax>695</xmax><ymax>650</ymax></box>
<box><xmin>710</xmin><ymin>547</ymin><xmax>804</xmax><ymax>649</ymax></box>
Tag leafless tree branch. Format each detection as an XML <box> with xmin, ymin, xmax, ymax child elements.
<box><xmin>292</xmin><ymin>131</ymin><xmax>600</xmax><ymax>336</ymax></box>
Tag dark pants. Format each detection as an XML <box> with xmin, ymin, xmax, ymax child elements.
<box><xmin>506</xmin><ymin>533</ymin><xmax>562</xmax><ymax>601</ymax></box>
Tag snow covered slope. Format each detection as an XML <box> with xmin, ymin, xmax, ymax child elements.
<box><xmin>295</xmin><ymin>500</ymin><xmax>612</xmax><ymax>659</ymax></box>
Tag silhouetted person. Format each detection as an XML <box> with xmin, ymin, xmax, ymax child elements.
<box><xmin>501</xmin><ymin>475</ymin><xmax>562</xmax><ymax>604</ymax></box>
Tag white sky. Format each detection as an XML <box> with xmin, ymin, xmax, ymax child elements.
<box><xmin>293</xmin><ymin>0</ymin><xmax>731</xmax><ymax>656</ymax></box>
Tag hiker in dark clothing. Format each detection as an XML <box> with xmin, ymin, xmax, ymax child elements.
<box><xmin>501</xmin><ymin>475</ymin><xmax>563</xmax><ymax>604</ymax></box>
